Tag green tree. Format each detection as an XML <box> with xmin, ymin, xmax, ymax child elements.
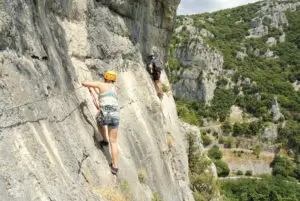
<box><xmin>201</xmin><ymin>134</ymin><xmax>212</xmax><ymax>147</ymax></box>
<box><xmin>215</xmin><ymin>160</ymin><xmax>230</xmax><ymax>177</ymax></box>
<box><xmin>253</xmin><ymin>145</ymin><xmax>262</xmax><ymax>159</ymax></box>
<box><xmin>167</xmin><ymin>58</ymin><xmax>180</xmax><ymax>71</ymax></box>
<box><xmin>224</xmin><ymin>136</ymin><xmax>235</xmax><ymax>148</ymax></box>
<box><xmin>270</xmin><ymin>155</ymin><xmax>296</xmax><ymax>178</ymax></box>
<box><xmin>277</xmin><ymin>121</ymin><xmax>300</xmax><ymax>156</ymax></box>
<box><xmin>248</xmin><ymin>121</ymin><xmax>263</xmax><ymax>135</ymax></box>
<box><xmin>208</xmin><ymin>145</ymin><xmax>222</xmax><ymax>160</ymax></box>
<box><xmin>237</xmin><ymin>170</ymin><xmax>243</xmax><ymax>175</ymax></box>
<box><xmin>221</xmin><ymin>176</ymin><xmax>300</xmax><ymax>201</ymax></box>
<box><xmin>245</xmin><ymin>170</ymin><xmax>253</xmax><ymax>176</ymax></box>
<box><xmin>233</xmin><ymin>122</ymin><xmax>249</xmax><ymax>136</ymax></box>
<box><xmin>222</xmin><ymin>121</ymin><xmax>232</xmax><ymax>134</ymax></box>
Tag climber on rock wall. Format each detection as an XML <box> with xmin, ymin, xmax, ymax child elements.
<box><xmin>81</xmin><ymin>71</ymin><xmax>120</xmax><ymax>175</ymax></box>
<box><xmin>146</xmin><ymin>54</ymin><xmax>164</xmax><ymax>99</ymax></box>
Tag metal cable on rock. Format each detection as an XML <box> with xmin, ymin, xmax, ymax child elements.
<box><xmin>0</xmin><ymin>86</ymin><xmax>84</xmax><ymax>114</ymax></box>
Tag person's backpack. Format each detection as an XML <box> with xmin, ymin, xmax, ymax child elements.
<box><xmin>154</xmin><ymin>57</ymin><xmax>163</xmax><ymax>69</ymax></box>
<box><xmin>152</xmin><ymin>59</ymin><xmax>162</xmax><ymax>80</ymax></box>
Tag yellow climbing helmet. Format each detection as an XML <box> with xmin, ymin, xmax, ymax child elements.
<box><xmin>104</xmin><ymin>70</ymin><xmax>117</xmax><ymax>81</ymax></box>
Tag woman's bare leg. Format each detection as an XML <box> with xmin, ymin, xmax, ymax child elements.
<box><xmin>108</xmin><ymin>127</ymin><xmax>118</xmax><ymax>167</ymax></box>
<box><xmin>98</xmin><ymin>124</ymin><xmax>108</xmax><ymax>142</ymax></box>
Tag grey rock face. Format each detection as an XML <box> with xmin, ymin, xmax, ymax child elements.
<box><xmin>180</xmin><ymin>122</ymin><xmax>220</xmax><ymax>200</ymax></box>
<box><xmin>247</xmin><ymin>0</ymin><xmax>300</xmax><ymax>39</ymax></box>
<box><xmin>247</xmin><ymin>19</ymin><xmax>268</xmax><ymax>38</ymax></box>
<box><xmin>260</xmin><ymin>0</ymin><xmax>300</xmax><ymax>28</ymax></box>
<box><xmin>262</xmin><ymin>123</ymin><xmax>278</xmax><ymax>143</ymax></box>
<box><xmin>247</xmin><ymin>27</ymin><xmax>268</xmax><ymax>39</ymax></box>
<box><xmin>264</xmin><ymin>48</ymin><xmax>277</xmax><ymax>59</ymax></box>
<box><xmin>236</xmin><ymin>51</ymin><xmax>248</xmax><ymax>60</ymax></box>
<box><xmin>266</xmin><ymin>37</ymin><xmax>277</xmax><ymax>47</ymax></box>
<box><xmin>200</xmin><ymin>29</ymin><xmax>215</xmax><ymax>39</ymax></box>
<box><xmin>181</xmin><ymin>122</ymin><xmax>204</xmax><ymax>154</ymax></box>
<box><xmin>270</xmin><ymin>97</ymin><xmax>284</xmax><ymax>122</ymax></box>
<box><xmin>0</xmin><ymin>1</ymin><xmax>197</xmax><ymax>201</ymax></box>
<box><xmin>279</xmin><ymin>32</ymin><xmax>286</xmax><ymax>42</ymax></box>
<box><xmin>171</xmin><ymin>20</ymin><xmax>224</xmax><ymax>104</ymax></box>
<box><xmin>293</xmin><ymin>81</ymin><xmax>300</xmax><ymax>91</ymax></box>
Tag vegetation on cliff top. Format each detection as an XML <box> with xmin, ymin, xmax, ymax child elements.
<box><xmin>187</xmin><ymin>132</ymin><xmax>219</xmax><ymax>201</ymax></box>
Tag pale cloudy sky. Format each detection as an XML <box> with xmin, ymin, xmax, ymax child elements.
<box><xmin>177</xmin><ymin>0</ymin><xmax>260</xmax><ymax>15</ymax></box>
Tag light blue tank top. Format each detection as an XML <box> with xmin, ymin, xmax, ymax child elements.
<box><xmin>98</xmin><ymin>85</ymin><xmax>119</xmax><ymax>110</ymax></box>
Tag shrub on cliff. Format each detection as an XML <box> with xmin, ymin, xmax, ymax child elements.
<box><xmin>207</xmin><ymin>145</ymin><xmax>230</xmax><ymax>177</ymax></box>
<box><xmin>201</xmin><ymin>134</ymin><xmax>212</xmax><ymax>147</ymax></box>
<box><xmin>215</xmin><ymin>159</ymin><xmax>230</xmax><ymax>177</ymax></box>
<box><xmin>187</xmin><ymin>132</ymin><xmax>219</xmax><ymax>200</ymax></box>
<box><xmin>208</xmin><ymin>145</ymin><xmax>222</xmax><ymax>160</ymax></box>
<box><xmin>270</xmin><ymin>155</ymin><xmax>296</xmax><ymax>179</ymax></box>
<box><xmin>245</xmin><ymin>170</ymin><xmax>253</xmax><ymax>176</ymax></box>
<box><xmin>277</xmin><ymin>120</ymin><xmax>300</xmax><ymax>156</ymax></box>
<box><xmin>167</xmin><ymin>58</ymin><xmax>180</xmax><ymax>71</ymax></box>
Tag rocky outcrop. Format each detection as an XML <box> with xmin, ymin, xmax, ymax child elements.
<box><xmin>263</xmin><ymin>48</ymin><xmax>278</xmax><ymax>59</ymax></box>
<box><xmin>236</xmin><ymin>49</ymin><xmax>248</xmax><ymax>60</ymax></box>
<box><xmin>293</xmin><ymin>81</ymin><xmax>300</xmax><ymax>91</ymax></box>
<box><xmin>0</xmin><ymin>1</ymin><xmax>200</xmax><ymax>201</ymax></box>
<box><xmin>247</xmin><ymin>0</ymin><xmax>300</xmax><ymax>39</ymax></box>
<box><xmin>247</xmin><ymin>21</ymin><xmax>269</xmax><ymax>39</ymax></box>
<box><xmin>266</xmin><ymin>37</ymin><xmax>277</xmax><ymax>47</ymax></box>
<box><xmin>262</xmin><ymin>123</ymin><xmax>278</xmax><ymax>143</ymax></box>
<box><xmin>180</xmin><ymin>122</ymin><xmax>220</xmax><ymax>200</ymax></box>
<box><xmin>181</xmin><ymin>122</ymin><xmax>205</xmax><ymax>154</ymax></box>
<box><xmin>229</xmin><ymin>105</ymin><xmax>244</xmax><ymax>123</ymax></box>
<box><xmin>170</xmin><ymin>18</ymin><xmax>224</xmax><ymax>104</ymax></box>
<box><xmin>270</xmin><ymin>97</ymin><xmax>284</xmax><ymax>122</ymax></box>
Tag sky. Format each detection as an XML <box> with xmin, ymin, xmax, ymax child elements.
<box><xmin>177</xmin><ymin>0</ymin><xmax>260</xmax><ymax>15</ymax></box>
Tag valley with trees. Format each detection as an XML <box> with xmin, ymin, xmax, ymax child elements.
<box><xmin>170</xmin><ymin>0</ymin><xmax>300</xmax><ymax>200</ymax></box>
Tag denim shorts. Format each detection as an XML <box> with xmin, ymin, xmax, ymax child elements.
<box><xmin>96</xmin><ymin>110</ymin><xmax>120</xmax><ymax>128</ymax></box>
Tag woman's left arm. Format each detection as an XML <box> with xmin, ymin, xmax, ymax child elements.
<box><xmin>81</xmin><ymin>81</ymin><xmax>102</xmax><ymax>89</ymax></box>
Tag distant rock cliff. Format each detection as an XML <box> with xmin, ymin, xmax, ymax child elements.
<box><xmin>0</xmin><ymin>1</ymin><xmax>203</xmax><ymax>201</ymax></box>
<box><xmin>170</xmin><ymin>18</ymin><xmax>224</xmax><ymax>104</ymax></box>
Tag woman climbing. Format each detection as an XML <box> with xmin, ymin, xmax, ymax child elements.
<box><xmin>81</xmin><ymin>70</ymin><xmax>120</xmax><ymax>175</ymax></box>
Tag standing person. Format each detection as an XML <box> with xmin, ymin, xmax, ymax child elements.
<box><xmin>81</xmin><ymin>70</ymin><xmax>120</xmax><ymax>175</ymax></box>
<box><xmin>147</xmin><ymin>54</ymin><xmax>163</xmax><ymax>98</ymax></box>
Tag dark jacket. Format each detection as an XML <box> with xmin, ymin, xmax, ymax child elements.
<box><xmin>147</xmin><ymin>59</ymin><xmax>161</xmax><ymax>81</ymax></box>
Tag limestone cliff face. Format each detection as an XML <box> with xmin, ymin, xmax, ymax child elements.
<box><xmin>247</xmin><ymin>0</ymin><xmax>300</xmax><ymax>39</ymax></box>
<box><xmin>170</xmin><ymin>18</ymin><xmax>224</xmax><ymax>104</ymax></box>
<box><xmin>246</xmin><ymin>0</ymin><xmax>300</xmax><ymax>58</ymax></box>
<box><xmin>0</xmin><ymin>1</ymin><xmax>197</xmax><ymax>201</ymax></box>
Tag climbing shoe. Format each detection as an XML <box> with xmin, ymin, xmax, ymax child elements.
<box><xmin>158</xmin><ymin>92</ymin><xmax>164</xmax><ymax>100</ymax></box>
<box><xmin>110</xmin><ymin>163</ymin><xmax>119</xmax><ymax>175</ymax></box>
